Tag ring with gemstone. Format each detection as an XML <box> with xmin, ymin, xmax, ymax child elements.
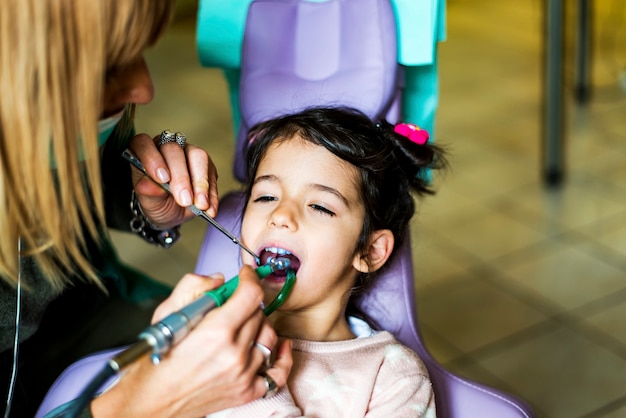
<box><xmin>157</xmin><ymin>130</ymin><xmax>186</xmax><ymax>149</ymax></box>
<box><xmin>174</xmin><ymin>131</ymin><xmax>187</xmax><ymax>148</ymax></box>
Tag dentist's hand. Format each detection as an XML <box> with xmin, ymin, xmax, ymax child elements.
<box><xmin>127</xmin><ymin>132</ymin><xmax>219</xmax><ymax>229</ymax></box>
<box><xmin>91</xmin><ymin>266</ymin><xmax>293</xmax><ymax>418</ymax></box>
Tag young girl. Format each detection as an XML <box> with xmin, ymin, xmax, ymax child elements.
<box><xmin>209</xmin><ymin>106</ymin><xmax>446</xmax><ymax>417</ymax></box>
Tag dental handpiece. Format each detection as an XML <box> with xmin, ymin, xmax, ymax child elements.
<box><xmin>121</xmin><ymin>149</ymin><xmax>260</xmax><ymax>265</ymax></box>
<box><xmin>108</xmin><ymin>259</ymin><xmax>293</xmax><ymax>372</ymax></box>
<box><xmin>66</xmin><ymin>260</ymin><xmax>295</xmax><ymax>418</ymax></box>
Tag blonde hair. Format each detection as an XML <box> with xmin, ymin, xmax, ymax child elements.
<box><xmin>0</xmin><ymin>0</ymin><xmax>174</xmax><ymax>290</ymax></box>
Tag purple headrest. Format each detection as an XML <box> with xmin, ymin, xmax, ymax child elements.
<box><xmin>233</xmin><ymin>0</ymin><xmax>400</xmax><ymax>181</ymax></box>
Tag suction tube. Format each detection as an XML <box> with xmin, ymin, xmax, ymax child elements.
<box><xmin>262</xmin><ymin>268</ymin><xmax>296</xmax><ymax>316</ymax></box>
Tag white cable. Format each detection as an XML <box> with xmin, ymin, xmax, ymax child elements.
<box><xmin>4</xmin><ymin>239</ymin><xmax>22</xmax><ymax>418</ymax></box>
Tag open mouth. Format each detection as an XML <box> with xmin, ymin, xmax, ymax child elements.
<box><xmin>260</xmin><ymin>247</ymin><xmax>301</xmax><ymax>277</ymax></box>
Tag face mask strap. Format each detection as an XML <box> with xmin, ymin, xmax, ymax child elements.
<box><xmin>97</xmin><ymin>110</ymin><xmax>125</xmax><ymax>147</ymax></box>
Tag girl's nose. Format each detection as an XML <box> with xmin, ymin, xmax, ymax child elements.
<box><xmin>102</xmin><ymin>57</ymin><xmax>154</xmax><ymax>115</ymax></box>
<box><xmin>268</xmin><ymin>202</ymin><xmax>298</xmax><ymax>231</ymax></box>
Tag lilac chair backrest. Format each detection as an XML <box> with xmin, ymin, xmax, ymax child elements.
<box><xmin>195</xmin><ymin>192</ymin><xmax>535</xmax><ymax>418</ymax></box>
<box><xmin>232</xmin><ymin>0</ymin><xmax>402</xmax><ymax>181</ymax></box>
<box><xmin>35</xmin><ymin>348</ymin><xmax>123</xmax><ymax>418</ymax></box>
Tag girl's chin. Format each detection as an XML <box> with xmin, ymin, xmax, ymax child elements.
<box><xmin>261</xmin><ymin>283</ymin><xmax>283</xmax><ymax>299</ymax></box>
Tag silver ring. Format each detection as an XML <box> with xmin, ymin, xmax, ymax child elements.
<box><xmin>254</xmin><ymin>343</ymin><xmax>272</xmax><ymax>368</ymax></box>
<box><xmin>174</xmin><ymin>131</ymin><xmax>187</xmax><ymax>148</ymax></box>
<box><xmin>261</xmin><ymin>373</ymin><xmax>278</xmax><ymax>398</ymax></box>
<box><xmin>157</xmin><ymin>130</ymin><xmax>186</xmax><ymax>149</ymax></box>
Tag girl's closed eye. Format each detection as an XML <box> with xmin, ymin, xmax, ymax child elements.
<box><xmin>310</xmin><ymin>203</ymin><xmax>336</xmax><ymax>217</ymax></box>
<box><xmin>253</xmin><ymin>194</ymin><xmax>277</xmax><ymax>203</ymax></box>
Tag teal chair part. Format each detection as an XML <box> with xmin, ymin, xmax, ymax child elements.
<box><xmin>196</xmin><ymin>0</ymin><xmax>251</xmax><ymax>135</ymax></box>
<box><xmin>394</xmin><ymin>0</ymin><xmax>445</xmax><ymax>139</ymax></box>
<box><xmin>402</xmin><ymin>55</ymin><xmax>439</xmax><ymax>139</ymax></box>
<box><xmin>196</xmin><ymin>0</ymin><xmax>252</xmax><ymax>69</ymax></box>
<box><xmin>223</xmin><ymin>69</ymin><xmax>242</xmax><ymax>138</ymax></box>
<box><xmin>393</xmin><ymin>0</ymin><xmax>446</xmax><ymax>66</ymax></box>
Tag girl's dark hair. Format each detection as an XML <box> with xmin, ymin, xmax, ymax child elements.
<box><xmin>245</xmin><ymin>106</ymin><xmax>447</xmax><ymax>269</ymax></box>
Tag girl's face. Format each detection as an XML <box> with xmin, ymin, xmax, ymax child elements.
<box><xmin>241</xmin><ymin>136</ymin><xmax>367</xmax><ymax>315</ymax></box>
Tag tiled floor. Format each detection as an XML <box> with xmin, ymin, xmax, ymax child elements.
<box><xmin>110</xmin><ymin>1</ymin><xmax>626</xmax><ymax>417</ymax></box>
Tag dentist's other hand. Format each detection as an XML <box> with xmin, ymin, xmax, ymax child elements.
<box><xmin>128</xmin><ymin>132</ymin><xmax>219</xmax><ymax>229</ymax></box>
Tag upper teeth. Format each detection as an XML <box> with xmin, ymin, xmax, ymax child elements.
<box><xmin>264</xmin><ymin>247</ymin><xmax>291</xmax><ymax>255</ymax></box>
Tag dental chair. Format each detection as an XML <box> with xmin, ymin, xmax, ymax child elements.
<box><xmin>197</xmin><ymin>0</ymin><xmax>536</xmax><ymax>416</ymax></box>
<box><xmin>36</xmin><ymin>0</ymin><xmax>535</xmax><ymax>416</ymax></box>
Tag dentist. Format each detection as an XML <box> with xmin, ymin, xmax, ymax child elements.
<box><xmin>0</xmin><ymin>1</ymin><xmax>291</xmax><ymax>417</ymax></box>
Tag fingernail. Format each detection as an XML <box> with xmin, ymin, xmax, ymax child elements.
<box><xmin>197</xmin><ymin>193</ymin><xmax>209</xmax><ymax>209</ymax></box>
<box><xmin>180</xmin><ymin>189</ymin><xmax>192</xmax><ymax>206</ymax></box>
<box><xmin>207</xmin><ymin>206</ymin><xmax>216</xmax><ymax>218</ymax></box>
<box><xmin>156</xmin><ymin>168</ymin><xmax>170</xmax><ymax>183</ymax></box>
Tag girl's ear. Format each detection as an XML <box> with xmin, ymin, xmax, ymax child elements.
<box><xmin>352</xmin><ymin>229</ymin><xmax>394</xmax><ymax>273</ymax></box>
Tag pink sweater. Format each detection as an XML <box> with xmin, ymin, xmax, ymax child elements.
<box><xmin>208</xmin><ymin>321</ymin><xmax>435</xmax><ymax>417</ymax></box>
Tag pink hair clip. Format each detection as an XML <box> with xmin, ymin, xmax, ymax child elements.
<box><xmin>393</xmin><ymin>123</ymin><xmax>430</xmax><ymax>145</ymax></box>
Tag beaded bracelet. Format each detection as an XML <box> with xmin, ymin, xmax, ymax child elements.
<box><xmin>129</xmin><ymin>190</ymin><xmax>181</xmax><ymax>248</ymax></box>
